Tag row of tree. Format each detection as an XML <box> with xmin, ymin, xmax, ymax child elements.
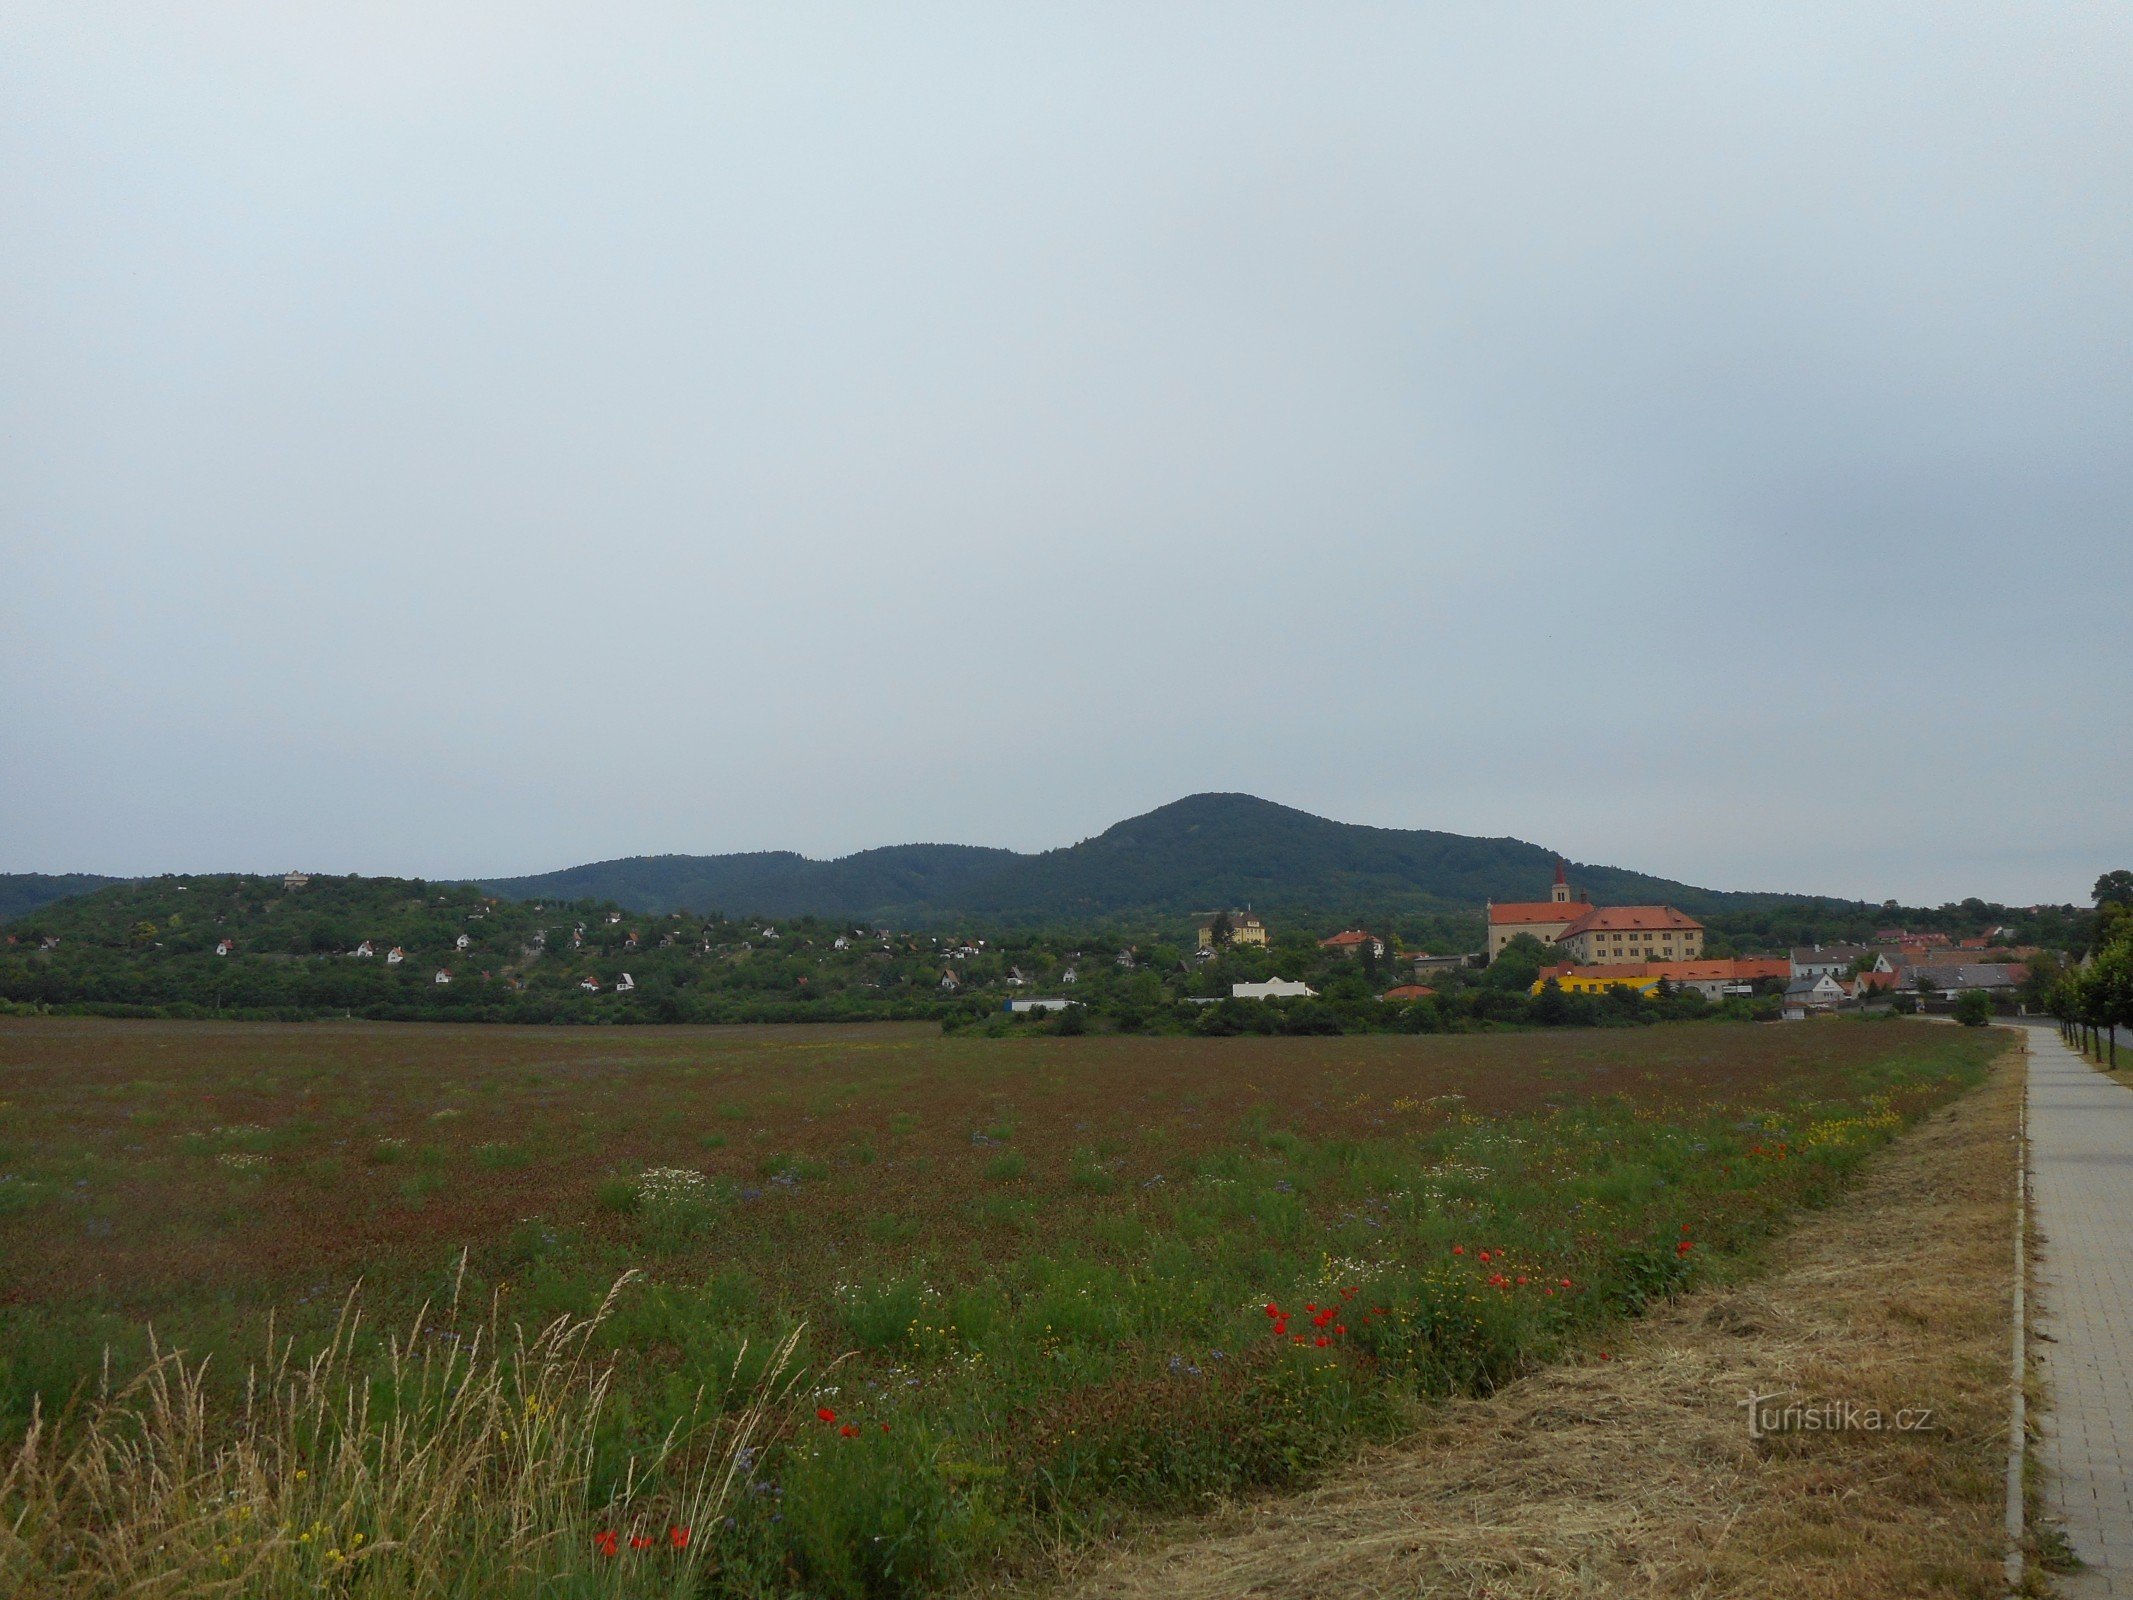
<box><xmin>2050</xmin><ymin>874</ymin><xmax>2133</xmax><ymax>1065</ymax></box>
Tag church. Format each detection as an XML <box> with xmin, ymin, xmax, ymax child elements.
<box><xmin>1485</xmin><ymin>862</ymin><xmax>1704</xmax><ymax>964</ymax></box>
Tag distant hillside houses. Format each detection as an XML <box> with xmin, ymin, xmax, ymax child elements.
<box><xmin>1318</xmin><ymin>929</ymin><xmax>1384</xmax><ymax>958</ymax></box>
<box><xmin>1486</xmin><ymin>863</ymin><xmax>1704</xmax><ymax>964</ymax></box>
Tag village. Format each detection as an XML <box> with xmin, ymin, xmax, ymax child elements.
<box><xmin>1152</xmin><ymin>861</ymin><xmax>2043</xmax><ymax>1019</ymax></box>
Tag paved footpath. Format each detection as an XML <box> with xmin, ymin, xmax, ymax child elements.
<box><xmin>2027</xmin><ymin>1020</ymin><xmax>2133</xmax><ymax>1595</ymax></box>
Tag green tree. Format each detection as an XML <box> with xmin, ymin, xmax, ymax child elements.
<box><xmin>2095</xmin><ymin>869</ymin><xmax>2133</xmax><ymax>908</ymax></box>
<box><xmin>1954</xmin><ymin>988</ymin><xmax>1994</xmax><ymax>1027</ymax></box>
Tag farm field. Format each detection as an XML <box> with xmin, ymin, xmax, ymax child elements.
<box><xmin>0</xmin><ymin>1016</ymin><xmax>2005</xmax><ymax>1597</ymax></box>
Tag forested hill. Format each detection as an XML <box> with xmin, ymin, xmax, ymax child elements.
<box><xmin>0</xmin><ymin>873</ymin><xmax>131</xmax><ymax>923</ymax></box>
<box><xmin>478</xmin><ymin>843</ymin><xmax>1021</xmax><ymax>928</ymax></box>
<box><xmin>478</xmin><ymin>793</ymin><xmax>1856</xmax><ymax>925</ymax></box>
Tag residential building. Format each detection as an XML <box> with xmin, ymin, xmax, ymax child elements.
<box><xmin>580</xmin><ymin>976</ymin><xmax>600</xmax><ymax>992</ymax></box>
<box><xmin>1783</xmin><ymin>973</ymin><xmax>1848</xmax><ymax>1010</ymax></box>
<box><xmin>1197</xmin><ymin>912</ymin><xmax>1270</xmax><ymax>949</ymax></box>
<box><xmin>1484</xmin><ymin>862</ymin><xmax>1594</xmax><ymax>959</ymax></box>
<box><xmin>939</xmin><ymin>970</ymin><xmax>960</xmax><ymax>991</ymax></box>
<box><xmin>615</xmin><ymin>973</ymin><xmax>635</xmax><ymax>993</ymax></box>
<box><xmin>1789</xmin><ymin>945</ymin><xmax>1872</xmax><ymax>982</ymax></box>
<box><xmin>1318</xmin><ymin>930</ymin><xmax>1385</xmax><ymax>958</ymax></box>
<box><xmin>214</xmin><ymin>939</ymin><xmax>233</xmax><ymax>957</ymax></box>
<box><xmin>1409</xmin><ymin>952</ymin><xmax>1471</xmax><ymax>975</ymax></box>
<box><xmin>282</xmin><ymin>872</ymin><xmax>310</xmax><ymax>891</ymax></box>
<box><xmin>1379</xmin><ymin>983</ymin><xmax>1436</xmax><ymax>1002</ymax></box>
<box><xmin>1232</xmin><ymin>978</ymin><xmax>1317</xmax><ymax>1000</ymax></box>
<box><xmin>1005</xmin><ymin>997</ymin><xmax>1072</xmax><ymax>1013</ymax></box>
<box><xmin>352</xmin><ymin>940</ymin><xmax>375</xmax><ymax>958</ymax></box>
<box><xmin>1194</xmin><ymin>913</ymin><xmax>1271</xmax><ymax>951</ymax></box>
<box><xmin>1535</xmin><ymin>957</ymin><xmax>1780</xmax><ymax>1002</ymax></box>
<box><xmin>1553</xmin><ymin>905</ymin><xmax>1704</xmax><ymax>965</ymax></box>
<box><xmin>434</xmin><ymin>969</ymin><xmax>452</xmax><ymax>985</ymax></box>
<box><xmin>385</xmin><ymin>946</ymin><xmax>405</xmax><ymax>965</ymax></box>
<box><xmin>455</xmin><ymin>933</ymin><xmax>471</xmax><ymax>951</ymax></box>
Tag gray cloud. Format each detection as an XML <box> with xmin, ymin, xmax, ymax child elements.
<box><xmin>4</xmin><ymin>3</ymin><xmax>2128</xmax><ymax>904</ymax></box>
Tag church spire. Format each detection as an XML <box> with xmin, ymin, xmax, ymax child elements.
<box><xmin>1551</xmin><ymin>858</ymin><xmax>1571</xmax><ymax>905</ymax></box>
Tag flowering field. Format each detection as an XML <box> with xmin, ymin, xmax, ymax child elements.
<box><xmin>0</xmin><ymin>1017</ymin><xmax>2003</xmax><ymax>1596</ymax></box>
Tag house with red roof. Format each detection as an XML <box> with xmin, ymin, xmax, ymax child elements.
<box><xmin>1553</xmin><ymin>904</ymin><xmax>1705</xmax><ymax>965</ymax></box>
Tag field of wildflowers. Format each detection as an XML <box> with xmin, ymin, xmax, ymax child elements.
<box><xmin>0</xmin><ymin>1017</ymin><xmax>2002</xmax><ymax>1596</ymax></box>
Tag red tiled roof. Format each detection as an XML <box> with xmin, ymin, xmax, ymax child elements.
<box><xmin>1557</xmin><ymin>905</ymin><xmax>1703</xmax><ymax>936</ymax></box>
<box><xmin>1488</xmin><ymin>901</ymin><xmax>1592</xmax><ymax>926</ymax></box>
<box><xmin>1380</xmin><ymin>984</ymin><xmax>1436</xmax><ymax>1000</ymax></box>
<box><xmin>1730</xmin><ymin>958</ymin><xmax>1791</xmax><ymax>981</ymax></box>
<box><xmin>1320</xmin><ymin>930</ymin><xmax>1375</xmax><ymax>948</ymax></box>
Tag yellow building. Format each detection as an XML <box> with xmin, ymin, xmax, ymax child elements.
<box><xmin>1197</xmin><ymin>911</ymin><xmax>1269</xmax><ymax>949</ymax></box>
<box><xmin>1529</xmin><ymin>968</ymin><xmax>1663</xmax><ymax>997</ymax></box>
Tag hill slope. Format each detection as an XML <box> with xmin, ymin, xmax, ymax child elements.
<box><xmin>0</xmin><ymin>873</ymin><xmax>131</xmax><ymax>924</ymax></box>
<box><xmin>476</xmin><ymin>793</ymin><xmax>1849</xmax><ymax>925</ymax></box>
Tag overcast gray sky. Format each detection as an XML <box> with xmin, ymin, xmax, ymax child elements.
<box><xmin>4</xmin><ymin>3</ymin><xmax>2129</xmax><ymax>907</ymax></box>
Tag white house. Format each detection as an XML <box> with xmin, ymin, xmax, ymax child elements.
<box><xmin>615</xmin><ymin>972</ymin><xmax>635</xmax><ymax>993</ymax></box>
<box><xmin>1789</xmin><ymin>946</ymin><xmax>1871</xmax><ymax>982</ymax></box>
<box><xmin>214</xmin><ymin>939</ymin><xmax>233</xmax><ymax>957</ymax></box>
<box><xmin>579</xmin><ymin>976</ymin><xmax>600</xmax><ymax>992</ymax></box>
<box><xmin>353</xmin><ymin>940</ymin><xmax>375</xmax><ymax>959</ymax></box>
<box><xmin>939</xmin><ymin>970</ymin><xmax>960</xmax><ymax>991</ymax></box>
<box><xmin>1783</xmin><ymin>973</ymin><xmax>1847</xmax><ymax>1010</ymax></box>
<box><xmin>433</xmin><ymin>969</ymin><xmax>452</xmax><ymax>985</ymax></box>
<box><xmin>1115</xmin><ymin>948</ymin><xmax>1137</xmax><ymax>969</ymax></box>
<box><xmin>282</xmin><ymin>872</ymin><xmax>310</xmax><ymax>891</ymax></box>
<box><xmin>386</xmin><ymin>946</ymin><xmax>406</xmax><ymax>965</ymax></box>
<box><xmin>454</xmin><ymin>933</ymin><xmax>471</xmax><ymax>951</ymax></box>
<box><xmin>606</xmin><ymin>912</ymin><xmax>622</xmax><ymax>925</ymax></box>
<box><xmin>1232</xmin><ymin>978</ymin><xmax>1318</xmax><ymax>1001</ymax></box>
<box><xmin>1061</xmin><ymin>967</ymin><xmax>1078</xmax><ymax>985</ymax></box>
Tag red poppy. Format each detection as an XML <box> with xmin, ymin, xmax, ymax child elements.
<box><xmin>631</xmin><ymin>1534</ymin><xmax>655</xmax><ymax>1550</ymax></box>
<box><xmin>1314</xmin><ymin>1335</ymin><xmax>1330</xmax><ymax>1347</ymax></box>
<box><xmin>668</xmin><ymin>1525</ymin><xmax>692</xmax><ymax>1550</ymax></box>
<box><xmin>1264</xmin><ymin>1302</ymin><xmax>1281</xmax><ymax>1317</ymax></box>
<box><xmin>594</xmin><ymin>1529</ymin><xmax>619</xmax><ymax>1558</ymax></box>
<box><xmin>817</xmin><ymin>1407</ymin><xmax>837</xmax><ymax>1423</ymax></box>
<box><xmin>880</xmin><ymin>1422</ymin><xmax>891</xmax><ymax>1434</ymax></box>
<box><xmin>1477</xmin><ymin>1251</ymin><xmax>1490</xmax><ymax>1263</ymax></box>
<box><xmin>1599</xmin><ymin>1351</ymin><xmax>1611</xmax><ymax>1361</ymax></box>
<box><xmin>840</xmin><ymin>1423</ymin><xmax>860</xmax><ymax>1437</ymax></box>
<box><xmin>1334</xmin><ymin>1324</ymin><xmax>1346</xmax><ymax>1334</ymax></box>
<box><xmin>1452</xmin><ymin>1245</ymin><xmax>1464</xmax><ymax>1255</ymax></box>
<box><xmin>1516</xmin><ymin>1276</ymin><xmax>1527</xmax><ymax>1286</ymax></box>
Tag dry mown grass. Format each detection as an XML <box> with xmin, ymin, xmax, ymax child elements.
<box><xmin>1032</xmin><ymin>1033</ymin><xmax>2023</xmax><ymax>1600</ymax></box>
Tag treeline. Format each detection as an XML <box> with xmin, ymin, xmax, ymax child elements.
<box><xmin>2051</xmin><ymin>878</ymin><xmax>2133</xmax><ymax>1062</ymax></box>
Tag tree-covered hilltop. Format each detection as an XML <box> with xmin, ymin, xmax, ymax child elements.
<box><xmin>477</xmin><ymin>792</ymin><xmax>1869</xmax><ymax>927</ymax></box>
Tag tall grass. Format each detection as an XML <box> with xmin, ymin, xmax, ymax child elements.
<box><xmin>0</xmin><ymin>1263</ymin><xmax>800</xmax><ymax>1597</ymax></box>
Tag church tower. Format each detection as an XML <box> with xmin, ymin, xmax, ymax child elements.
<box><xmin>1550</xmin><ymin>859</ymin><xmax>1572</xmax><ymax>905</ymax></box>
